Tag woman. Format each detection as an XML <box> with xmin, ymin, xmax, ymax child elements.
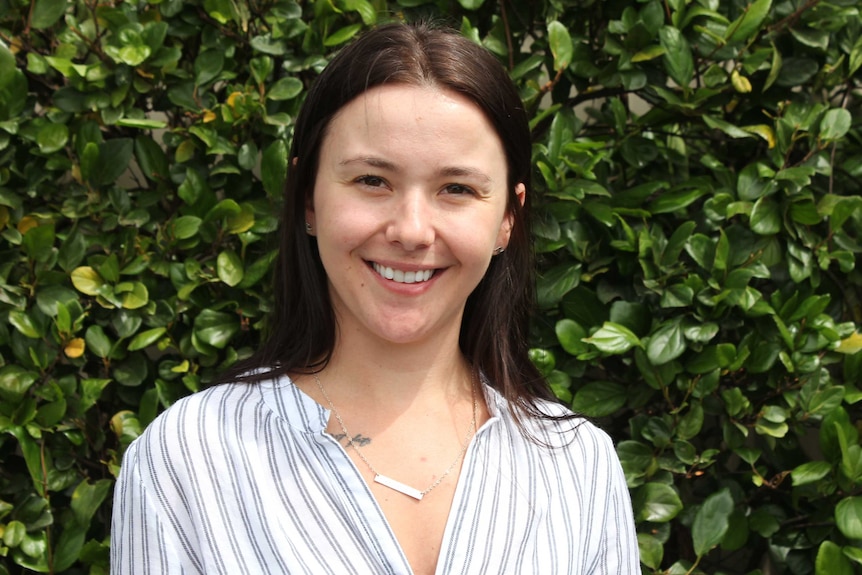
<box><xmin>111</xmin><ymin>21</ymin><xmax>639</xmax><ymax>574</ymax></box>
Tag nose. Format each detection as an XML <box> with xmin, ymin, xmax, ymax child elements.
<box><xmin>384</xmin><ymin>191</ymin><xmax>435</xmax><ymax>251</ymax></box>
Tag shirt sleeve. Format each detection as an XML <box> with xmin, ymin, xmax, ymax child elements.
<box><xmin>595</xmin><ymin>430</ymin><xmax>640</xmax><ymax>574</ymax></box>
<box><xmin>111</xmin><ymin>439</ymin><xmax>200</xmax><ymax>575</ymax></box>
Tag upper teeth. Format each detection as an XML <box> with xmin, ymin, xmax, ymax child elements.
<box><xmin>373</xmin><ymin>263</ymin><xmax>434</xmax><ymax>284</ymax></box>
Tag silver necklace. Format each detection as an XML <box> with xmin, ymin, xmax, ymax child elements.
<box><xmin>313</xmin><ymin>373</ymin><xmax>477</xmax><ymax>501</ymax></box>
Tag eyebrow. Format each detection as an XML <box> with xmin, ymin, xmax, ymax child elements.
<box><xmin>339</xmin><ymin>156</ymin><xmax>494</xmax><ymax>185</ymax></box>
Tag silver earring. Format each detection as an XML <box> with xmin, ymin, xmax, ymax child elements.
<box><xmin>305</xmin><ymin>221</ymin><xmax>313</xmax><ymax>234</ymax></box>
<box><xmin>493</xmin><ymin>246</ymin><xmax>505</xmax><ymax>255</ymax></box>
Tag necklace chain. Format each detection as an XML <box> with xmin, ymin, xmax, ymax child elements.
<box><xmin>313</xmin><ymin>372</ymin><xmax>477</xmax><ymax>500</ymax></box>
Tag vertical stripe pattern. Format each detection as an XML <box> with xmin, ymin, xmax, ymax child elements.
<box><xmin>111</xmin><ymin>377</ymin><xmax>639</xmax><ymax>574</ymax></box>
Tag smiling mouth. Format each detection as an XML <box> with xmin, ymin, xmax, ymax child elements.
<box><xmin>371</xmin><ymin>263</ymin><xmax>436</xmax><ymax>284</ymax></box>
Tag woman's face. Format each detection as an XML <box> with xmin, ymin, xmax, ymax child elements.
<box><xmin>308</xmin><ymin>84</ymin><xmax>523</xmax><ymax>349</ymax></box>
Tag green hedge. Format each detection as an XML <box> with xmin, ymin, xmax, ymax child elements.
<box><xmin>1</xmin><ymin>0</ymin><xmax>860</xmax><ymax>573</ymax></box>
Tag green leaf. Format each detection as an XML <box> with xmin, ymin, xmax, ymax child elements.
<box><xmin>80</xmin><ymin>378</ymin><xmax>111</xmax><ymax>412</ymax></box>
<box><xmin>537</xmin><ymin>263</ymin><xmax>581</xmax><ymax>308</ymax></box>
<box><xmin>791</xmin><ymin>460</ymin><xmax>832</xmax><ymax>486</ymax></box>
<box><xmin>9</xmin><ymin>310</ymin><xmax>42</xmax><ymax>339</ymax></box>
<box><xmin>548</xmin><ymin>21</ymin><xmax>573</xmax><ymax>72</ymax></box>
<box><xmin>116</xmin><ymin>281</ymin><xmax>149</xmax><ymax>310</ymax></box>
<box><xmin>635</xmin><ymin>482</ymin><xmax>683</xmax><ymax>522</ymax></box>
<box><xmin>173</xmin><ymin>216</ymin><xmax>202</xmax><ymax>240</ymax></box>
<box><xmin>677</xmin><ymin>402</ymin><xmax>704</xmax><ymax>440</ymax></box>
<box><xmin>704</xmin><ymin>115</ymin><xmax>755</xmax><ymax>139</ymax></box>
<box><xmin>85</xmin><ymin>325</ymin><xmax>112</xmax><ymax>358</ymax></box>
<box><xmin>457</xmin><ymin>0</ymin><xmax>485</xmax><ymax>8</ymax></box>
<box><xmin>128</xmin><ymin>327</ymin><xmax>167</xmax><ymax>351</ymax></box>
<box><xmin>659</xmin><ymin>26</ymin><xmax>694</xmax><ymax>87</ymax></box>
<box><xmin>30</xmin><ymin>0</ymin><xmax>68</xmax><ymax>29</ymax></box>
<box><xmin>89</xmin><ymin>139</ymin><xmax>134</xmax><ymax>186</ymax></box>
<box><xmin>178</xmin><ymin>168</ymin><xmax>208</xmax><ymax>205</ymax></box>
<box><xmin>820</xmin><ymin>108</ymin><xmax>852</xmax><ymax>142</ymax></box>
<box><xmin>571</xmin><ymin>381</ymin><xmax>627</xmax><ymax>417</ymax></box>
<box><xmin>0</xmin><ymin>366</ymin><xmax>38</xmax><ymax>402</ymax></box>
<box><xmin>647</xmin><ymin>320</ymin><xmax>686</xmax><ymax>365</ymax></box>
<box><xmin>343</xmin><ymin>0</ymin><xmax>377</xmax><ymax>25</ymax></box>
<box><xmin>262</xmin><ymin>140</ymin><xmax>288</xmax><ymax>197</ymax></box>
<box><xmin>750</xmin><ymin>197</ymin><xmax>782</xmax><ymax>235</ymax></box>
<box><xmin>3</xmin><ymin>520</ymin><xmax>26</xmax><ymax>547</ymax></box>
<box><xmin>638</xmin><ymin>533</ymin><xmax>664</xmax><ymax>569</ymax></box>
<box><xmin>844</xmin><ymin>546</ymin><xmax>862</xmax><ymax>566</ymax></box>
<box><xmin>226</xmin><ymin>203</ymin><xmax>255</xmax><ymax>234</ymax></box>
<box><xmin>807</xmin><ymin>386</ymin><xmax>845</xmax><ymax>417</ymax></box>
<box><xmin>71</xmin><ymin>479</ymin><xmax>112</xmax><ymax>526</ymax></box>
<box><xmin>250</xmin><ymin>34</ymin><xmax>287</xmax><ymax>56</ymax></box>
<box><xmin>725</xmin><ymin>0</ymin><xmax>772</xmax><ymax>43</ymax></box>
<box><xmin>836</xmin><ymin>496</ymin><xmax>862</xmax><ymax>540</ymax></box>
<box><xmin>195</xmin><ymin>49</ymin><xmax>224</xmax><ymax>85</ymax></box>
<box><xmin>583</xmin><ymin>322</ymin><xmax>641</xmax><ymax>354</ymax></box>
<box><xmin>135</xmin><ymin>136</ymin><xmax>169</xmax><ymax>181</ymax></box>
<box><xmin>267</xmin><ymin>77</ymin><xmax>304</xmax><ymax>101</ymax></box>
<box><xmin>324</xmin><ymin>24</ymin><xmax>363</xmax><ymax>47</ymax></box>
<box><xmin>217</xmin><ymin>250</ymin><xmax>244</xmax><ymax>287</ymax></box>
<box><xmin>23</xmin><ymin>223</ymin><xmax>55</xmax><ymax>262</ymax></box>
<box><xmin>37</xmin><ymin>122</ymin><xmax>69</xmax><ymax>154</ymax></box>
<box><xmin>53</xmin><ymin>522</ymin><xmax>86</xmax><ymax>572</ymax></box>
<box><xmin>194</xmin><ymin>309</ymin><xmax>240</xmax><ymax>349</ymax></box>
<box><xmin>114</xmin><ymin>353</ymin><xmax>148</xmax><ymax>387</ymax></box>
<box><xmin>250</xmin><ymin>56</ymin><xmax>274</xmax><ymax>85</ymax></box>
<box><xmin>555</xmin><ymin>319</ymin><xmax>588</xmax><ymax>355</ymax></box>
<box><xmin>692</xmin><ymin>489</ymin><xmax>733</xmax><ymax>556</ymax></box>
<box><xmin>116</xmin><ymin>117</ymin><xmax>168</xmax><ymax>129</ymax></box>
<box><xmin>529</xmin><ymin>348</ymin><xmax>556</xmax><ymax>376</ymax></box>
<box><xmin>649</xmin><ymin>187</ymin><xmax>707</xmax><ymax>214</ymax></box>
<box><xmin>815</xmin><ymin>541</ymin><xmax>853</xmax><ymax>575</ymax></box>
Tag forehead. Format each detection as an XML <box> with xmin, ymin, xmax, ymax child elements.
<box><xmin>319</xmin><ymin>84</ymin><xmax>508</xmax><ymax>174</ymax></box>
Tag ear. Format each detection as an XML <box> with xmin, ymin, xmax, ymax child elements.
<box><xmin>304</xmin><ymin>200</ymin><xmax>316</xmax><ymax>235</ymax></box>
<box><xmin>297</xmin><ymin>158</ymin><xmax>317</xmax><ymax>234</ymax></box>
<box><xmin>496</xmin><ymin>182</ymin><xmax>525</xmax><ymax>248</ymax></box>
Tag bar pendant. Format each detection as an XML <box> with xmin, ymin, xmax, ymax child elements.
<box><xmin>374</xmin><ymin>474</ymin><xmax>424</xmax><ymax>500</ymax></box>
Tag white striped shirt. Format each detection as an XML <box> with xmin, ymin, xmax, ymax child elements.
<box><xmin>111</xmin><ymin>376</ymin><xmax>639</xmax><ymax>574</ymax></box>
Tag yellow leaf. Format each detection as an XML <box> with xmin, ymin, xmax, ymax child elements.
<box><xmin>64</xmin><ymin>338</ymin><xmax>86</xmax><ymax>358</ymax></box>
<box><xmin>227</xmin><ymin>91</ymin><xmax>243</xmax><ymax>108</ymax></box>
<box><xmin>743</xmin><ymin>124</ymin><xmax>776</xmax><ymax>149</ymax></box>
<box><xmin>836</xmin><ymin>332</ymin><xmax>862</xmax><ymax>354</ymax></box>
<box><xmin>71</xmin><ymin>266</ymin><xmax>105</xmax><ymax>296</ymax></box>
<box><xmin>731</xmin><ymin>69</ymin><xmax>752</xmax><ymax>93</ymax></box>
<box><xmin>17</xmin><ymin>215</ymin><xmax>38</xmax><ymax>235</ymax></box>
<box><xmin>175</xmin><ymin>139</ymin><xmax>196</xmax><ymax>163</ymax></box>
<box><xmin>202</xmin><ymin>110</ymin><xmax>217</xmax><ymax>123</ymax></box>
<box><xmin>171</xmin><ymin>359</ymin><xmax>190</xmax><ymax>373</ymax></box>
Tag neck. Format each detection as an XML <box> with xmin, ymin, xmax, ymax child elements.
<box><xmin>324</xmin><ymin>327</ymin><xmax>470</xmax><ymax>400</ymax></box>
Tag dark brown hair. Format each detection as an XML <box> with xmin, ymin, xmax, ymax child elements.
<box><xmin>226</xmin><ymin>21</ymin><xmax>557</xmax><ymax>418</ymax></box>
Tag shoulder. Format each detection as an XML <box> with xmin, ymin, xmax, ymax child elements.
<box><xmin>489</xmin><ymin>393</ymin><xmax>623</xmax><ymax>478</ymax></box>
<box><xmin>127</xmin><ymin>383</ymin><xmax>262</xmax><ymax>474</ymax></box>
<box><xmin>143</xmin><ymin>382</ymin><xmax>256</xmax><ymax>436</ymax></box>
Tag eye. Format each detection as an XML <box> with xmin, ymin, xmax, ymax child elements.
<box><xmin>355</xmin><ymin>175</ymin><xmax>387</xmax><ymax>188</ymax></box>
<box><xmin>443</xmin><ymin>183</ymin><xmax>476</xmax><ymax>196</ymax></box>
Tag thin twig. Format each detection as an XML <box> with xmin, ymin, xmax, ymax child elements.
<box><xmin>767</xmin><ymin>0</ymin><xmax>821</xmax><ymax>35</ymax></box>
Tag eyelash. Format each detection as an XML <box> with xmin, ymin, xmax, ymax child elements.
<box><xmin>355</xmin><ymin>175</ymin><xmax>387</xmax><ymax>188</ymax></box>
<box><xmin>354</xmin><ymin>175</ymin><xmax>477</xmax><ymax>197</ymax></box>
<box><xmin>444</xmin><ymin>184</ymin><xmax>476</xmax><ymax>196</ymax></box>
